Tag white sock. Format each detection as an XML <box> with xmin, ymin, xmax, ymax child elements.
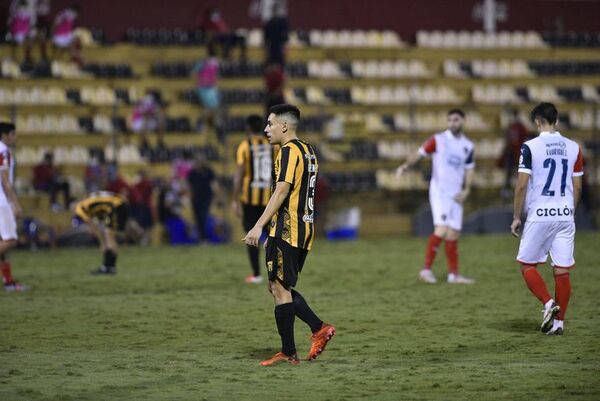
<box><xmin>554</xmin><ymin>320</ymin><xmax>564</xmax><ymax>329</ymax></box>
<box><xmin>544</xmin><ymin>299</ymin><xmax>555</xmax><ymax>309</ymax></box>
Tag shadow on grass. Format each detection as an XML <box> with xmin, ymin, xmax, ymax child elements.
<box><xmin>490</xmin><ymin>318</ymin><xmax>535</xmax><ymax>333</ymax></box>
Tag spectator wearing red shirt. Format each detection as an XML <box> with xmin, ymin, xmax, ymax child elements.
<box><xmin>131</xmin><ymin>169</ymin><xmax>154</xmax><ymax>245</ymax></box>
<box><xmin>33</xmin><ymin>152</ymin><xmax>72</xmax><ymax>210</ymax></box>
<box><xmin>264</xmin><ymin>63</ymin><xmax>285</xmax><ymax>114</ymax></box>
<box><xmin>199</xmin><ymin>7</ymin><xmax>246</xmax><ymax>60</ymax></box>
<box><xmin>105</xmin><ymin>163</ymin><xmax>131</xmax><ymax>199</ymax></box>
<box><xmin>499</xmin><ymin>109</ymin><xmax>529</xmax><ymax>193</ymax></box>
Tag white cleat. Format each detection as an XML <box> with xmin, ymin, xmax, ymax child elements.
<box><xmin>244</xmin><ymin>275</ymin><xmax>264</xmax><ymax>284</ymax></box>
<box><xmin>418</xmin><ymin>269</ymin><xmax>437</xmax><ymax>284</ymax></box>
<box><xmin>447</xmin><ymin>273</ymin><xmax>475</xmax><ymax>284</ymax></box>
<box><xmin>541</xmin><ymin>301</ymin><xmax>560</xmax><ymax>333</ymax></box>
<box><xmin>546</xmin><ymin>319</ymin><xmax>564</xmax><ymax>336</ymax></box>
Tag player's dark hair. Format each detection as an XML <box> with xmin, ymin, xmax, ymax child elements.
<box><xmin>268</xmin><ymin>104</ymin><xmax>301</xmax><ymax>121</ymax></box>
<box><xmin>447</xmin><ymin>108</ymin><xmax>465</xmax><ymax>118</ymax></box>
<box><xmin>246</xmin><ymin>114</ymin><xmax>264</xmax><ymax>134</ymax></box>
<box><xmin>530</xmin><ymin>102</ymin><xmax>558</xmax><ymax>125</ymax></box>
<box><xmin>0</xmin><ymin>122</ymin><xmax>16</xmax><ymax>136</ymax></box>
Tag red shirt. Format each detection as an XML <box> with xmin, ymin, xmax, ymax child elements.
<box><xmin>33</xmin><ymin>164</ymin><xmax>56</xmax><ymax>189</ymax></box>
<box><xmin>265</xmin><ymin>65</ymin><xmax>285</xmax><ymax>96</ymax></box>
<box><xmin>105</xmin><ymin>177</ymin><xmax>130</xmax><ymax>199</ymax></box>
<box><xmin>133</xmin><ymin>179</ymin><xmax>154</xmax><ymax>208</ymax></box>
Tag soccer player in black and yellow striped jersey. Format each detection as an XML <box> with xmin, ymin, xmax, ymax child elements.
<box><xmin>232</xmin><ymin>115</ymin><xmax>273</xmax><ymax>284</ymax></box>
<box><xmin>243</xmin><ymin>104</ymin><xmax>335</xmax><ymax>366</ymax></box>
<box><xmin>74</xmin><ymin>191</ymin><xmax>130</xmax><ymax>275</ymax></box>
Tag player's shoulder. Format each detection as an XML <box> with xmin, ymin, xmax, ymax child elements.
<box><xmin>0</xmin><ymin>141</ymin><xmax>7</xmax><ymax>152</ymax></box>
<box><xmin>558</xmin><ymin>133</ymin><xmax>580</xmax><ymax>149</ymax></box>
<box><xmin>461</xmin><ymin>134</ymin><xmax>474</xmax><ymax>148</ymax></box>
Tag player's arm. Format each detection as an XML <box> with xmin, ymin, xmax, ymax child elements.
<box><xmin>573</xmin><ymin>176</ymin><xmax>582</xmax><ymax>209</ymax></box>
<box><xmin>572</xmin><ymin>147</ymin><xmax>584</xmax><ymax>209</ymax></box>
<box><xmin>1</xmin><ymin>169</ymin><xmax>21</xmax><ymax>218</ymax></box>
<box><xmin>455</xmin><ymin>149</ymin><xmax>476</xmax><ymax>204</ymax></box>
<box><xmin>242</xmin><ymin>181</ymin><xmax>290</xmax><ymax>247</ymax></box>
<box><xmin>511</xmin><ymin>144</ymin><xmax>532</xmax><ymax>237</ymax></box>
<box><xmin>396</xmin><ymin>136</ymin><xmax>435</xmax><ymax>176</ymax></box>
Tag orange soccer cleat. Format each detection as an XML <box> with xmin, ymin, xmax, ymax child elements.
<box><xmin>259</xmin><ymin>352</ymin><xmax>300</xmax><ymax>366</ymax></box>
<box><xmin>307</xmin><ymin>323</ymin><xmax>336</xmax><ymax>361</ymax></box>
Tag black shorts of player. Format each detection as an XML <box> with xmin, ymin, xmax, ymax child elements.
<box><xmin>242</xmin><ymin>204</ymin><xmax>265</xmax><ymax>232</ymax></box>
<box><xmin>95</xmin><ymin>204</ymin><xmax>129</xmax><ymax>231</ymax></box>
<box><xmin>265</xmin><ymin>237</ymin><xmax>308</xmax><ymax>289</ymax></box>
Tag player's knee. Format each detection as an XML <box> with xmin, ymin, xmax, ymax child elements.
<box><xmin>447</xmin><ymin>230</ymin><xmax>461</xmax><ymax>240</ymax></box>
<box><xmin>434</xmin><ymin>227</ymin><xmax>448</xmax><ymax>239</ymax></box>
<box><xmin>553</xmin><ymin>267</ymin><xmax>571</xmax><ymax>276</ymax></box>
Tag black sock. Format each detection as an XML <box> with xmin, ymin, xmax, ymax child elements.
<box><xmin>103</xmin><ymin>250</ymin><xmax>117</xmax><ymax>269</ymax></box>
<box><xmin>292</xmin><ymin>289</ymin><xmax>323</xmax><ymax>334</ymax></box>
<box><xmin>274</xmin><ymin>303</ymin><xmax>296</xmax><ymax>356</ymax></box>
<box><xmin>246</xmin><ymin>245</ymin><xmax>260</xmax><ymax>276</ymax></box>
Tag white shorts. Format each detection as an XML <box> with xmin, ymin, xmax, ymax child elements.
<box><xmin>0</xmin><ymin>206</ymin><xmax>17</xmax><ymax>240</ymax></box>
<box><xmin>430</xmin><ymin>193</ymin><xmax>463</xmax><ymax>231</ymax></box>
<box><xmin>53</xmin><ymin>33</ymin><xmax>74</xmax><ymax>48</ymax></box>
<box><xmin>516</xmin><ymin>221</ymin><xmax>576</xmax><ymax>268</ymax></box>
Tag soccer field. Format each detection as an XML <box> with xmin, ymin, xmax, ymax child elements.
<box><xmin>1</xmin><ymin>233</ymin><xmax>599</xmax><ymax>401</ymax></box>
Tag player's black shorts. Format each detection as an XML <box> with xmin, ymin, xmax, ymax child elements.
<box><xmin>93</xmin><ymin>203</ymin><xmax>129</xmax><ymax>231</ymax></box>
<box><xmin>242</xmin><ymin>204</ymin><xmax>265</xmax><ymax>232</ymax></box>
<box><xmin>265</xmin><ymin>236</ymin><xmax>309</xmax><ymax>289</ymax></box>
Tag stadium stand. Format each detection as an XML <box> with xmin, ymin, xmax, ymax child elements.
<box><xmin>1</xmin><ymin>26</ymin><xmax>599</xmax><ymax>236</ymax></box>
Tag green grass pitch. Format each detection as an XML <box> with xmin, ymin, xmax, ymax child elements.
<box><xmin>1</xmin><ymin>233</ymin><xmax>599</xmax><ymax>400</ymax></box>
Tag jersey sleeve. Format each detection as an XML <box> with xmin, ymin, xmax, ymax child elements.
<box><xmin>74</xmin><ymin>203</ymin><xmax>90</xmax><ymax>222</ymax></box>
<box><xmin>235</xmin><ymin>141</ymin><xmax>248</xmax><ymax>166</ymax></box>
<box><xmin>518</xmin><ymin>144</ymin><xmax>532</xmax><ymax>175</ymax></box>
<box><xmin>573</xmin><ymin>147</ymin><xmax>584</xmax><ymax>177</ymax></box>
<box><xmin>0</xmin><ymin>149</ymin><xmax>10</xmax><ymax>171</ymax></box>
<box><xmin>277</xmin><ymin>146</ymin><xmax>299</xmax><ymax>184</ymax></box>
<box><xmin>418</xmin><ymin>136</ymin><xmax>436</xmax><ymax>157</ymax></box>
<box><xmin>465</xmin><ymin>149</ymin><xmax>475</xmax><ymax>170</ymax></box>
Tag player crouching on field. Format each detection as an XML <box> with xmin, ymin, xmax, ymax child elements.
<box><xmin>511</xmin><ymin>102</ymin><xmax>583</xmax><ymax>335</ymax></box>
<box><xmin>73</xmin><ymin>191</ymin><xmax>140</xmax><ymax>275</ymax></box>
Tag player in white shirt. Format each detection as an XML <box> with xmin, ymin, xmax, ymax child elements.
<box><xmin>397</xmin><ymin>109</ymin><xmax>476</xmax><ymax>284</ymax></box>
<box><xmin>511</xmin><ymin>103</ymin><xmax>583</xmax><ymax>335</ymax></box>
<box><xmin>0</xmin><ymin>122</ymin><xmax>26</xmax><ymax>291</ymax></box>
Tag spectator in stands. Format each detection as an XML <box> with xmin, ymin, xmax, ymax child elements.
<box><xmin>498</xmin><ymin>109</ymin><xmax>528</xmax><ymax>195</ymax></box>
<box><xmin>104</xmin><ymin>163</ymin><xmax>130</xmax><ymax>199</ymax></box>
<box><xmin>187</xmin><ymin>155</ymin><xmax>219</xmax><ymax>241</ymax></box>
<box><xmin>264</xmin><ymin>62</ymin><xmax>286</xmax><ymax>113</ymax></box>
<box><xmin>32</xmin><ymin>152</ymin><xmax>72</xmax><ymax>211</ymax></box>
<box><xmin>263</xmin><ymin>0</ymin><xmax>289</xmax><ymax>66</ymax></box>
<box><xmin>199</xmin><ymin>7</ymin><xmax>246</xmax><ymax>61</ymax></box>
<box><xmin>157</xmin><ymin>176</ymin><xmax>197</xmax><ymax>244</ymax></box>
<box><xmin>130</xmin><ymin>169</ymin><xmax>154</xmax><ymax>246</ymax></box>
<box><xmin>52</xmin><ymin>3</ymin><xmax>82</xmax><ymax>66</ymax></box>
<box><xmin>8</xmin><ymin>0</ymin><xmax>34</xmax><ymax>65</ymax></box>
<box><xmin>84</xmin><ymin>154</ymin><xmax>105</xmax><ymax>193</ymax></box>
<box><xmin>34</xmin><ymin>0</ymin><xmax>51</xmax><ymax>63</ymax></box>
<box><xmin>192</xmin><ymin>46</ymin><xmax>220</xmax><ymax>130</ymax></box>
<box><xmin>130</xmin><ymin>93</ymin><xmax>164</xmax><ymax>153</ymax></box>
<box><xmin>249</xmin><ymin>0</ymin><xmax>288</xmax><ymax>24</ymax></box>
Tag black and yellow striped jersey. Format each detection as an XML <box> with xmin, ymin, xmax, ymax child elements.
<box><xmin>236</xmin><ymin>136</ymin><xmax>273</xmax><ymax>207</ymax></box>
<box><xmin>269</xmin><ymin>139</ymin><xmax>318</xmax><ymax>251</ymax></box>
<box><xmin>74</xmin><ymin>191</ymin><xmax>128</xmax><ymax>230</ymax></box>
